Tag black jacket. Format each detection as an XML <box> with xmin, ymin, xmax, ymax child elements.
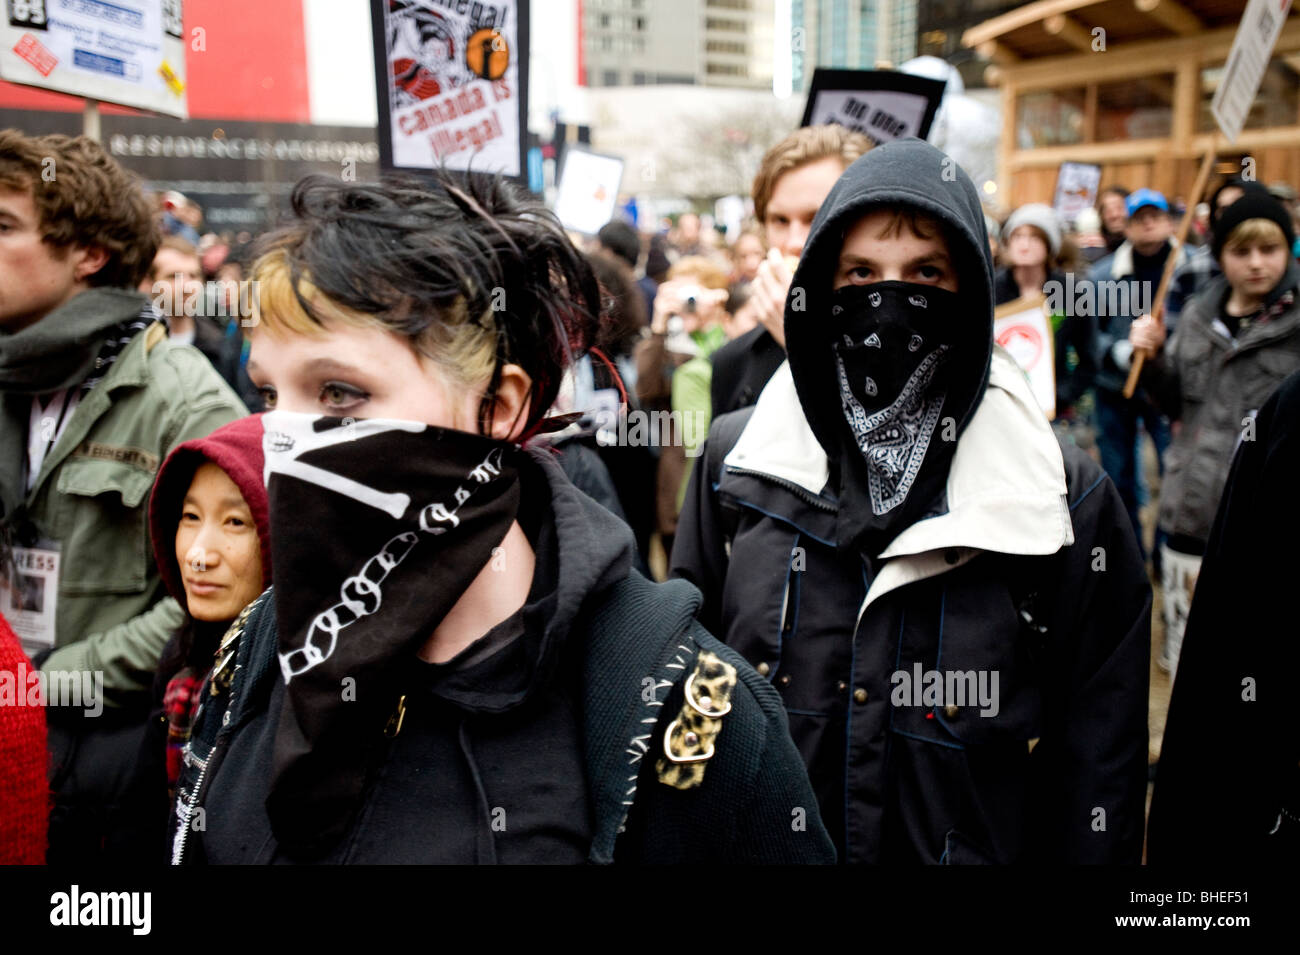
<box><xmin>169</xmin><ymin>449</ymin><xmax>834</xmax><ymax>864</ymax></box>
<box><xmin>1147</xmin><ymin>369</ymin><xmax>1300</xmax><ymax>864</ymax></box>
<box><xmin>709</xmin><ymin>326</ymin><xmax>787</xmax><ymax>417</ymax></box>
<box><xmin>671</xmin><ymin>139</ymin><xmax>1151</xmax><ymax>864</ymax></box>
<box><xmin>672</xmin><ymin>364</ymin><xmax>1151</xmax><ymax>863</ymax></box>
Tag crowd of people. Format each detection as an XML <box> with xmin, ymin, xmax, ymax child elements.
<box><xmin>0</xmin><ymin>121</ymin><xmax>1295</xmax><ymax>866</ymax></box>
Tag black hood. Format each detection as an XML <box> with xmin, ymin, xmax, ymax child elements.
<box><xmin>784</xmin><ymin>137</ymin><xmax>995</xmax><ymax>466</ymax></box>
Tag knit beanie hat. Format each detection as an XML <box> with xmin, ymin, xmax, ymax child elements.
<box><xmin>148</xmin><ymin>413</ymin><xmax>271</xmax><ymax>607</ymax></box>
<box><xmin>1212</xmin><ymin>187</ymin><xmax>1295</xmax><ymax>261</ymax></box>
<box><xmin>1074</xmin><ymin>207</ymin><xmax>1101</xmax><ymax>235</ymax></box>
<box><xmin>1209</xmin><ymin>178</ymin><xmax>1251</xmax><ymax>227</ymax></box>
<box><xmin>1003</xmin><ymin>203</ymin><xmax>1062</xmax><ymax>257</ymax></box>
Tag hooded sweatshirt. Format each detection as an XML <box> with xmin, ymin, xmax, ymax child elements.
<box><xmin>147</xmin><ymin>413</ymin><xmax>272</xmax><ymax>729</ymax></box>
<box><xmin>150</xmin><ymin>415</ymin><xmax>269</xmax><ymax>777</ymax></box>
<box><xmin>784</xmin><ymin>137</ymin><xmax>994</xmax><ymax>552</ymax></box>
<box><xmin>120</xmin><ymin>414</ymin><xmax>271</xmax><ymax>862</ymax></box>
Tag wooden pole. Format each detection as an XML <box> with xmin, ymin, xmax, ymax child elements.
<box><xmin>1122</xmin><ymin>142</ymin><xmax>1218</xmax><ymax>398</ymax></box>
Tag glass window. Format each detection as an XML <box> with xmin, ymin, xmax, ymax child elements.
<box><xmin>1200</xmin><ymin>55</ymin><xmax>1300</xmax><ymax>132</ymax></box>
<box><xmin>1016</xmin><ymin>88</ymin><xmax>1086</xmax><ymax>148</ymax></box>
<box><xmin>1096</xmin><ymin>74</ymin><xmax>1174</xmax><ymax>141</ymax></box>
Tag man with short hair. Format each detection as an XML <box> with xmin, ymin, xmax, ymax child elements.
<box><xmin>0</xmin><ymin>130</ymin><xmax>245</xmax><ymax>861</ymax></box>
<box><xmin>710</xmin><ymin>125</ymin><xmax>872</xmax><ymax>416</ymax></box>
<box><xmin>142</xmin><ymin>235</ymin><xmax>227</xmax><ymax>369</ymax></box>
<box><xmin>671</xmin><ymin>211</ymin><xmax>704</xmax><ymax>257</ymax></box>
<box><xmin>1088</xmin><ymin>188</ymin><xmax>1191</xmax><ymax>557</ymax></box>
<box><xmin>596</xmin><ymin>219</ymin><xmax>641</xmax><ymax>272</ymax></box>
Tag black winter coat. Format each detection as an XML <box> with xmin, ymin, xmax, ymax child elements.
<box><xmin>1146</xmin><ymin>369</ymin><xmax>1300</xmax><ymax>863</ymax></box>
<box><xmin>672</xmin><ymin>353</ymin><xmax>1152</xmax><ymax>864</ymax></box>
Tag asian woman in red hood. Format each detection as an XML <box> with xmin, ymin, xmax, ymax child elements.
<box><xmin>123</xmin><ymin>413</ymin><xmax>271</xmax><ymax>860</ymax></box>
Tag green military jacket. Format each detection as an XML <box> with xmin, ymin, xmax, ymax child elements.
<box><xmin>0</xmin><ymin>311</ymin><xmax>246</xmax><ymax>707</ymax></box>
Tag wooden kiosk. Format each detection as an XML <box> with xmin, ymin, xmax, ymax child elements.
<box><xmin>963</xmin><ymin>0</ymin><xmax>1300</xmax><ymax>208</ymax></box>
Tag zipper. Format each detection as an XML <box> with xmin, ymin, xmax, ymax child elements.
<box><xmin>723</xmin><ymin>464</ymin><xmax>837</xmax><ymax>513</ymax></box>
<box><xmin>172</xmin><ymin>735</ymin><xmax>215</xmax><ymax>864</ymax></box>
<box><xmin>171</xmin><ymin>588</ymin><xmax>272</xmax><ymax>865</ymax></box>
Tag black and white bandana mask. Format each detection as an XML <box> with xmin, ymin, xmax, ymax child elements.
<box><xmin>829</xmin><ymin>281</ymin><xmax>981</xmax><ymax>550</ymax></box>
<box><xmin>259</xmin><ymin>411</ymin><xmax>523</xmax><ymax>858</ymax></box>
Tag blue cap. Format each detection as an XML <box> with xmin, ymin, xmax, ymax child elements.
<box><xmin>1126</xmin><ymin>188</ymin><xmax>1168</xmax><ymax>216</ymax></box>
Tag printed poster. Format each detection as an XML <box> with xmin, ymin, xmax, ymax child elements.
<box><xmin>1052</xmin><ymin>162</ymin><xmax>1102</xmax><ymax>228</ymax></box>
<box><xmin>994</xmin><ymin>293</ymin><xmax>1056</xmax><ymax>419</ymax></box>
<box><xmin>801</xmin><ymin>69</ymin><xmax>945</xmax><ymax>146</ymax></box>
<box><xmin>552</xmin><ymin>145</ymin><xmax>623</xmax><ymax>236</ymax></box>
<box><xmin>373</xmin><ymin>0</ymin><xmax>529</xmax><ymax>178</ymax></box>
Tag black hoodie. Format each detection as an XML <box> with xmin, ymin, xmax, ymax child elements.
<box><xmin>784</xmin><ymin>138</ymin><xmax>995</xmax><ymax>551</ymax></box>
<box><xmin>671</xmin><ymin>139</ymin><xmax>1151</xmax><ymax>863</ymax></box>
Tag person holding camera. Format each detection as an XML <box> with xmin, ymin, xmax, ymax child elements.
<box><xmin>634</xmin><ymin>257</ymin><xmax>730</xmax><ymax>562</ymax></box>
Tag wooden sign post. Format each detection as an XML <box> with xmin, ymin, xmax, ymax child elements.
<box><xmin>1122</xmin><ymin>146</ymin><xmax>1217</xmax><ymax>398</ymax></box>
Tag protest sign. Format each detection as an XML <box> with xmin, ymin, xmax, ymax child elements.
<box><xmin>994</xmin><ymin>293</ymin><xmax>1055</xmax><ymax>419</ymax></box>
<box><xmin>801</xmin><ymin>69</ymin><xmax>945</xmax><ymax>145</ymax></box>
<box><xmin>1052</xmin><ymin>161</ymin><xmax>1101</xmax><ymax>227</ymax></box>
<box><xmin>1211</xmin><ymin>0</ymin><xmax>1293</xmax><ymax>143</ymax></box>
<box><xmin>552</xmin><ymin>144</ymin><xmax>623</xmax><ymax>236</ymax></box>
<box><xmin>371</xmin><ymin>0</ymin><xmax>528</xmax><ymax>178</ymax></box>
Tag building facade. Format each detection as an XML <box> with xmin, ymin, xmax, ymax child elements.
<box><xmin>581</xmin><ymin>0</ymin><xmax>775</xmax><ymax>90</ymax></box>
<box><xmin>789</xmin><ymin>0</ymin><xmax>919</xmax><ymax>93</ymax></box>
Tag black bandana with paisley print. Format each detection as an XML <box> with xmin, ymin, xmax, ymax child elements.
<box><xmin>829</xmin><ymin>281</ymin><xmax>984</xmax><ymax>553</ymax></box>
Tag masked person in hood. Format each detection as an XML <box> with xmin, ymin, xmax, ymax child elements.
<box><xmin>168</xmin><ymin>173</ymin><xmax>834</xmax><ymax>865</ymax></box>
<box><xmin>672</xmin><ymin>139</ymin><xmax>1152</xmax><ymax>864</ymax></box>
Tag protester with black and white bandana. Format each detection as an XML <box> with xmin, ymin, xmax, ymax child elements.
<box><xmin>673</xmin><ymin>138</ymin><xmax>1151</xmax><ymax>864</ymax></box>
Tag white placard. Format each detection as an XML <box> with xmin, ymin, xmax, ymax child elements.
<box><xmin>806</xmin><ymin>89</ymin><xmax>933</xmax><ymax>144</ymax></box>
<box><xmin>0</xmin><ymin>0</ymin><xmax>188</xmax><ymax>118</ymax></box>
<box><xmin>994</xmin><ymin>295</ymin><xmax>1056</xmax><ymax>419</ymax></box>
<box><xmin>1211</xmin><ymin>0</ymin><xmax>1294</xmax><ymax>143</ymax></box>
<box><xmin>1052</xmin><ymin>162</ymin><xmax>1102</xmax><ymax>227</ymax></box>
<box><xmin>552</xmin><ymin>146</ymin><xmax>623</xmax><ymax>236</ymax></box>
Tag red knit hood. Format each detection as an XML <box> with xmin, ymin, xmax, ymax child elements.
<box><xmin>149</xmin><ymin>414</ymin><xmax>270</xmax><ymax>608</ymax></box>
